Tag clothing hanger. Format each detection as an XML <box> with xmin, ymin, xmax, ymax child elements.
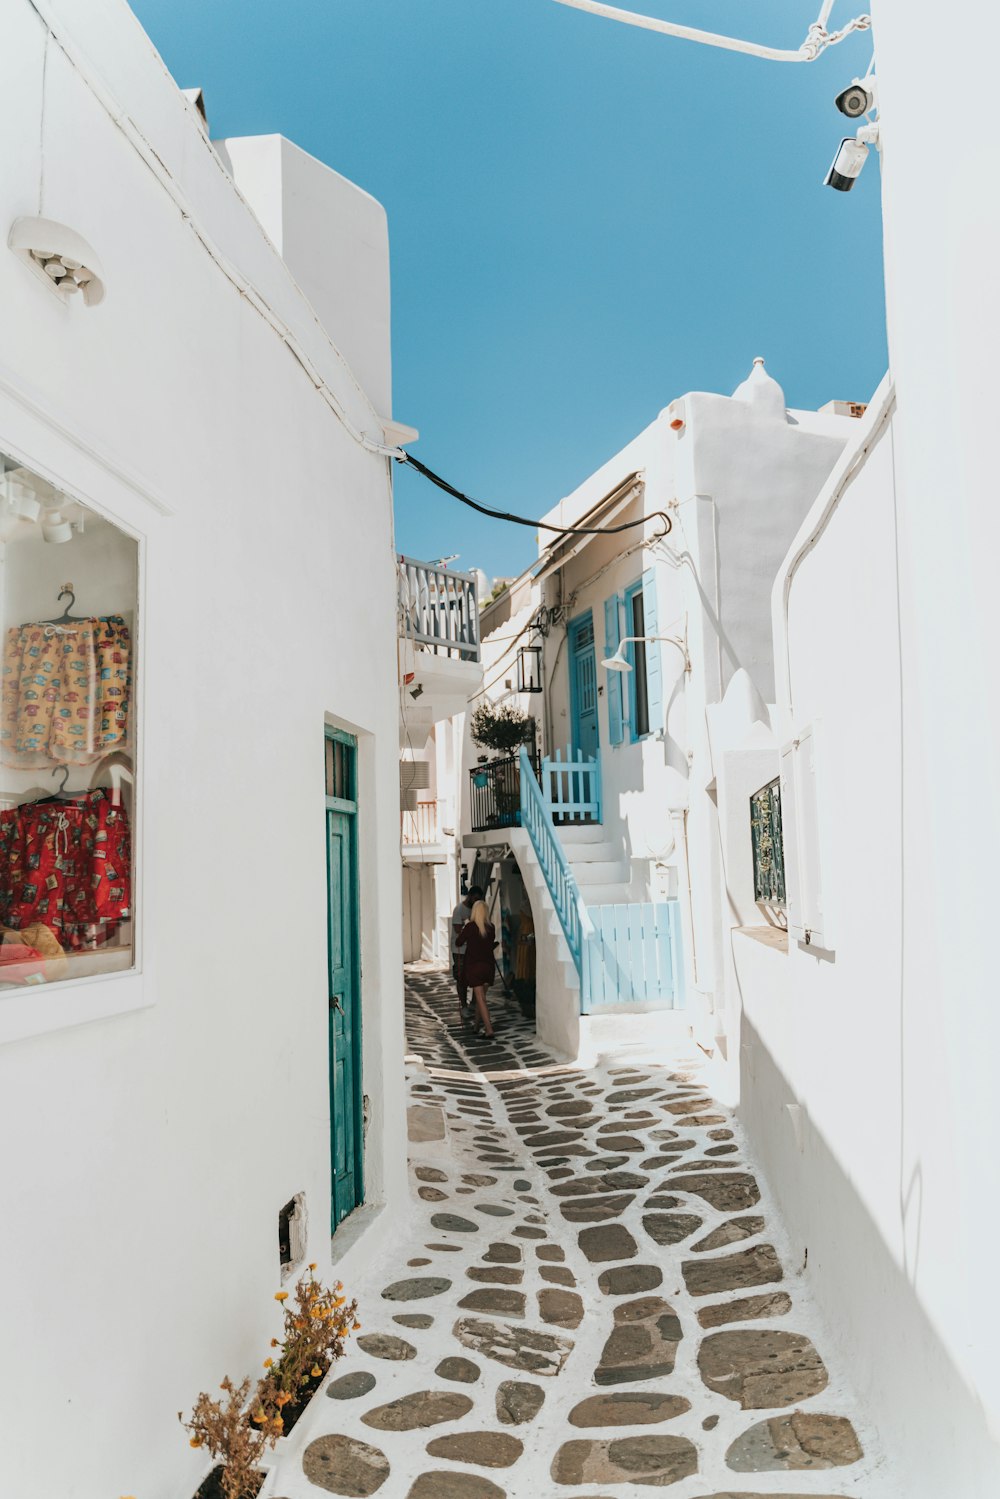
<box><xmin>41</xmin><ymin>586</ymin><xmax>88</xmax><ymax>626</ymax></box>
<box><xmin>89</xmin><ymin>750</ymin><xmax>134</xmax><ymax>808</ymax></box>
<box><xmin>32</xmin><ymin>765</ymin><xmax>80</xmax><ymax>804</ymax></box>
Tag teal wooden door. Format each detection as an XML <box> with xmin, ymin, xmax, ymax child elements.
<box><xmin>325</xmin><ymin>732</ymin><xmax>363</xmax><ymax>1231</ymax></box>
<box><xmin>569</xmin><ymin>613</ymin><xmax>599</xmax><ymax>759</ymax></box>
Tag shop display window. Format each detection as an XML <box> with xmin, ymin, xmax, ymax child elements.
<box><xmin>0</xmin><ymin>452</ymin><xmax>137</xmax><ymax>991</ymax></box>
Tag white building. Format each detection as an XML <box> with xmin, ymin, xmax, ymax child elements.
<box><xmin>461</xmin><ymin>364</ymin><xmax>861</xmax><ymax>1057</ymax></box>
<box><xmin>398</xmin><ymin>559</ymin><xmax>482</xmax><ymax>962</ymax></box>
<box><xmin>0</xmin><ymin>3</ymin><xmax>411</xmax><ymax>1495</ymax></box>
<box><xmin>703</xmin><ymin>2</ymin><xmax>1000</xmax><ymax>1491</ymax></box>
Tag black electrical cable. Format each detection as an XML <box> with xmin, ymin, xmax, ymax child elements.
<box><xmin>397</xmin><ymin>453</ymin><xmax>672</xmax><ymax>539</ymax></box>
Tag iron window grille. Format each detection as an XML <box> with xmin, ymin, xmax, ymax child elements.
<box><xmin>750</xmin><ymin>777</ymin><xmax>787</xmax><ymax>909</ymax></box>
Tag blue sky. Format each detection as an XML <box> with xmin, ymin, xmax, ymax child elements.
<box><xmin>131</xmin><ymin>0</ymin><xmax>887</xmax><ymax>580</ymax></box>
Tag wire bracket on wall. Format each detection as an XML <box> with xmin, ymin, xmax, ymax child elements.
<box><xmin>550</xmin><ymin>0</ymin><xmax>872</xmax><ymax>64</ymax></box>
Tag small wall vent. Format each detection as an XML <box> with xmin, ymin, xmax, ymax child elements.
<box><xmin>278</xmin><ymin>1193</ymin><xmax>307</xmax><ymax>1277</ymax></box>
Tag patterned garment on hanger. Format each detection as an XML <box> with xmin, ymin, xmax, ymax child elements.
<box><xmin>0</xmin><ymin>788</ymin><xmax>131</xmax><ymax>949</ymax></box>
<box><xmin>1</xmin><ymin>616</ymin><xmax>131</xmax><ymax>765</ymax></box>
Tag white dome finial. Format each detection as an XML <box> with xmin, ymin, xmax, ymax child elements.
<box><xmin>732</xmin><ymin>356</ymin><xmax>788</xmax><ymax>421</ymax></box>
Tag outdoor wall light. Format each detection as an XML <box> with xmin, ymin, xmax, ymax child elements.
<box><xmin>603</xmin><ymin>634</ymin><xmax>691</xmax><ymax>674</ymax></box>
<box><xmin>517</xmin><ymin>644</ymin><xmax>543</xmax><ymax>693</ymax></box>
<box><xmin>3</xmin><ymin>476</ymin><xmax>41</xmax><ymax>522</ymax></box>
<box><xmin>41</xmin><ymin>508</ymin><xmax>73</xmax><ymax>544</ymax></box>
<box><xmin>8</xmin><ymin>217</ymin><xmax>106</xmax><ymax>305</ymax></box>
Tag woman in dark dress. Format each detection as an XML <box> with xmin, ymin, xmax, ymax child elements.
<box><xmin>459</xmin><ymin>900</ymin><xmax>497</xmax><ymax>1038</ymax></box>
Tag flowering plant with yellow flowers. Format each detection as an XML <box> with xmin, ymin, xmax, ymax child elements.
<box><xmin>255</xmin><ymin>1264</ymin><xmax>359</xmax><ymax>1425</ymax></box>
<box><xmin>180</xmin><ymin>1375</ymin><xmax>276</xmax><ymax>1499</ymax></box>
<box><xmin>181</xmin><ymin>1267</ymin><xmax>360</xmax><ymax>1494</ymax></box>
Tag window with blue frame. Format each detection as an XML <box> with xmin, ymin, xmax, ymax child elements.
<box><xmin>626</xmin><ymin>583</ymin><xmax>650</xmax><ymax>738</ymax></box>
<box><xmin>604</xmin><ymin>569</ymin><xmax>664</xmax><ymax>745</ymax></box>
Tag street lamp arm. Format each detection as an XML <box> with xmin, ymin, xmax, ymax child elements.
<box><xmin>602</xmin><ymin>634</ymin><xmax>691</xmax><ymax>674</ymax></box>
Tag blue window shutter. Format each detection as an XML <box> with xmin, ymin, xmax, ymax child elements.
<box><xmin>604</xmin><ymin>593</ymin><xmax>624</xmax><ymax>745</ymax></box>
<box><xmin>641</xmin><ymin>568</ymin><xmax>664</xmax><ymax>734</ymax></box>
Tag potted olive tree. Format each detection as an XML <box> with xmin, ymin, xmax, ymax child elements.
<box><xmin>470</xmin><ymin>702</ymin><xmax>536</xmax><ymax>758</ymax></box>
<box><xmin>470</xmin><ymin>704</ymin><xmax>536</xmax><ymax>824</ymax></box>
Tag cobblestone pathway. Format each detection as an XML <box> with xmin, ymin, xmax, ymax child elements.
<box><xmin>271</xmin><ymin>967</ymin><xmax>889</xmax><ymax>1499</ymax></box>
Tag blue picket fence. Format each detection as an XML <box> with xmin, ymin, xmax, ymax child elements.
<box><xmin>542</xmin><ymin>749</ymin><xmax>601</xmax><ymax>824</ymax></box>
<box><xmin>519</xmin><ymin>749</ymin><xmax>685</xmax><ymax>1015</ymax></box>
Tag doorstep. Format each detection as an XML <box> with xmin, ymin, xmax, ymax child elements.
<box><xmin>330</xmin><ymin>1200</ymin><xmax>388</xmax><ymax>1268</ymax></box>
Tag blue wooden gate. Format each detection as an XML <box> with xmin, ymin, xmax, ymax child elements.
<box><xmin>542</xmin><ymin>748</ymin><xmax>601</xmax><ymax>824</ymax></box>
<box><xmin>583</xmin><ymin>901</ymin><xmax>684</xmax><ymax>1011</ymax></box>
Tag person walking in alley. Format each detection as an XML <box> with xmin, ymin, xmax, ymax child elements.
<box><xmin>458</xmin><ymin>899</ymin><xmax>497</xmax><ymax>1038</ymax></box>
<box><xmin>452</xmin><ymin>883</ymin><xmax>484</xmax><ymax>1026</ymax></box>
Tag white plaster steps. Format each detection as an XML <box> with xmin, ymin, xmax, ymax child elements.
<box><xmin>560</xmin><ymin>832</ymin><xmax>631</xmax><ymax>908</ymax></box>
<box><xmin>571</xmin><ymin>859</ymin><xmax>628</xmax><ymax>886</ymax></box>
<box><xmin>564</xmin><ymin>853</ymin><xmax>632</xmax><ymax>910</ymax></box>
<box><xmin>552</xmin><ymin>821</ymin><xmax>607</xmax><ymax>846</ymax></box>
<box><xmin>575</xmin><ymin>875</ymin><xmax>629</xmax><ymax>899</ymax></box>
<box><xmin>502</xmin><ymin>826</ymin><xmax>584</xmax><ymax>1054</ymax></box>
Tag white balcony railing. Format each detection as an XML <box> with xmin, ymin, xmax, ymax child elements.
<box><xmin>398</xmin><ymin>556</ymin><xmax>480</xmax><ymax>662</ymax></box>
<box><xmin>402</xmin><ymin>800</ymin><xmax>440</xmax><ymax>845</ymax></box>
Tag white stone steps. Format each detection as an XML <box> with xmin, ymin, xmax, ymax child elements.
<box><xmin>554</xmin><ymin>822</ymin><xmax>608</xmax><ymax>846</ymax></box>
<box><xmin>579</xmin><ymin>883</ymin><xmax>635</xmax><ymax>908</ymax></box>
<box><xmin>571</xmin><ymin>859</ymin><xmax>628</xmax><ymax>886</ymax></box>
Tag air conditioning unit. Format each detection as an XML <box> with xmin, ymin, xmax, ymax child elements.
<box><xmin>400</xmin><ymin>759</ymin><xmax>431</xmax><ymax>793</ymax></box>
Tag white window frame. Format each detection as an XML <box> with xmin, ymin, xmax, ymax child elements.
<box><xmin>0</xmin><ymin>386</ymin><xmax>158</xmax><ymax>1045</ymax></box>
<box><xmin>780</xmin><ymin>721</ymin><xmax>832</xmax><ymax>952</ymax></box>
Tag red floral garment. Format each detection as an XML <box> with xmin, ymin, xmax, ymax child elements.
<box><xmin>0</xmin><ymin>789</ymin><xmax>131</xmax><ymax>949</ymax></box>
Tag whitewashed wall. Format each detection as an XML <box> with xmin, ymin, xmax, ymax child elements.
<box><xmin>718</xmin><ymin>1</ymin><xmax>1000</xmax><ymax>1486</ymax></box>
<box><xmin>538</xmin><ymin>391</ymin><xmax>848</xmax><ymax>1025</ymax></box>
<box><xmin>0</xmin><ymin>3</ymin><xmax>405</xmax><ymax>1496</ymax></box>
<box><xmin>463</xmin><ymin>383</ymin><xmax>849</xmax><ymax>1054</ymax></box>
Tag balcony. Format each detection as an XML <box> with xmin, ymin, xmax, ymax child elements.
<box><xmin>398</xmin><ymin>557</ymin><xmax>483</xmax><ymax>739</ymax></box>
<box><xmin>469</xmin><ymin>751</ymin><xmax>540</xmax><ymax>834</ymax></box>
<box><xmin>398</xmin><ymin>557</ymin><xmax>480</xmax><ymax>662</ymax></box>
<box><xmin>402</xmin><ymin>799</ymin><xmax>440</xmax><ymax>845</ymax></box>
<box><xmin>401</xmin><ymin>798</ymin><xmax>448</xmax><ymax>864</ymax></box>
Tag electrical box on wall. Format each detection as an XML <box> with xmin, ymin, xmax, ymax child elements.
<box><xmin>780</xmin><ymin>722</ymin><xmax>831</xmax><ymax>951</ymax></box>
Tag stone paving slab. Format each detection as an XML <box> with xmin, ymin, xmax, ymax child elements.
<box><xmin>269</xmin><ymin>967</ymin><xmax>891</xmax><ymax>1499</ymax></box>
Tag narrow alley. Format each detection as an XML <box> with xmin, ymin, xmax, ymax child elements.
<box><xmin>270</xmin><ymin>968</ymin><xmax>889</xmax><ymax>1498</ymax></box>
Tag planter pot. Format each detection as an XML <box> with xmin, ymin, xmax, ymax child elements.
<box><xmin>257</xmin><ymin>1362</ymin><xmax>334</xmax><ymax>1470</ymax></box>
<box><xmin>193</xmin><ymin>1466</ymin><xmax>267</xmax><ymax>1499</ymax></box>
<box><xmin>193</xmin><ymin>1451</ymin><xmax>288</xmax><ymax>1498</ymax></box>
<box><xmin>191</xmin><ymin>1366</ymin><xmax>330</xmax><ymax>1496</ymax></box>
<box><xmin>473</xmin><ymin>771</ymin><xmax>489</xmax><ymax>788</ymax></box>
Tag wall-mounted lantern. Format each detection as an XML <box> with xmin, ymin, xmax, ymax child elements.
<box><xmin>517</xmin><ymin>644</ymin><xmax>542</xmax><ymax>694</ymax></box>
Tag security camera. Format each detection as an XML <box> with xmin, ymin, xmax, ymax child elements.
<box><xmin>835</xmin><ymin>77</ymin><xmax>875</xmax><ymax>118</ymax></box>
<box><xmin>824</xmin><ymin>128</ymin><xmax>877</xmax><ymax>192</ymax></box>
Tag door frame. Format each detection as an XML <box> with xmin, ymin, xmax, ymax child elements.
<box><xmin>567</xmin><ymin>609</ymin><xmax>599</xmax><ymax>758</ymax></box>
<box><xmin>325</xmin><ymin>725</ymin><xmax>364</xmax><ymax>1232</ymax></box>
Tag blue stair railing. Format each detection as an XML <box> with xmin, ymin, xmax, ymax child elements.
<box><xmin>519</xmin><ymin>747</ymin><xmax>685</xmax><ymax>1016</ymax></box>
<box><xmin>519</xmin><ymin>747</ymin><xmax>593</xmax><ymax>993</ymax></box>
